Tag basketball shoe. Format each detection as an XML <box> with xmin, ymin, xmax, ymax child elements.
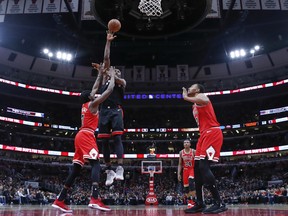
<box><xmin>105</xmin><ymin>169</ymin><xmax>116</xmax><ymax>186</ymax></box>
<box><xmin>184</xmin><ymin>202</ymin><xmax>206</xmax><ymax>213</ymax></box>
<box><xmin>88</xmin><ymin>197</ymin><xmax>111</xmax><ymax>211</ymax></box>
<box><xmin>52</xmin><ymin>199</ymin><xmax>72</xmax><ymax>213</ymax></box>
<box><xmin>187</xmin><ymin>199</ymin><xmax>196</xmax><ymax>209</ymax></box>
<box><xmin>115</xmin><ymin>165</ymin><xmax>124</xmax><ymax>180</ymax></box>
<box><xmin>202</xmin><ymin>203</ymin><xmax>228</xmax><ymax>214</ymax></box>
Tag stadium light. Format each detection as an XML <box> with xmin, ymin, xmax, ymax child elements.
<box><xmin>43</xmin><ymin>48</ymin><xmax>49</xmax><ymax>54</ymax></box>
<box><xmin>254</xmin><ymin>45</ymin><xmax>260</xmax><ymax>51</ymax></box>
<box><xmin>228</xmin><ymin>45</ymin><xmax>262</xmax><ymax>60</ymax></box>
<box><xmin>48</xmin><ymin>52</ymin><xmax>53</xmax><ymax>58</ymax></box>
<box><xmin>42</xmin><ymin>48</ymin><xmax>73</xmax><ymax>62</ymax></box>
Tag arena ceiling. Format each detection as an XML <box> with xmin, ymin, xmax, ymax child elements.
<box><xmin>0</xmin><ymin>0</ymin><xmax>287</xmax><ymax>68</ymax></box>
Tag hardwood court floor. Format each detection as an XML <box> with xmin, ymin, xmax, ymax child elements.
<box><xmin>0</xmin><ymin>204</ymin><xmax>287</xmax><ymax>216</ymax></box>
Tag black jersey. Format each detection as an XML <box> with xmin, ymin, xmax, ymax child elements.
<box><xmin>100</xmin><ymin>80</ymin><xmax>124</xmax><ymax>108</ymax></box>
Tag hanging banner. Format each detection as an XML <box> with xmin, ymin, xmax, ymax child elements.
<box><xmin>222</xmin><ymin>0</ymin><xmax>242</xmax><ymax>10</ymax></box>
<box><xmin>42</xmin><ymin>0</ymin><xmax>61</xmax><ymax>13</ymax></box>
<box><xmin>261</xmin><ymin>0</ymin><xmax>281</xmax><ymax>10</ymax></box>
<box><xmin>81</xmin><ymin>0</ymin><xmax>94</xmax><ymax>20</ymax></box>
<box><xmin>280</xmin><ymin>0</ymin><xmax>288</xmax><ymax>10</ymax></box>
<box><xmin>207</xmin><ymin>0</ymin><xmax>221</xmax><ymax>18</ymax></box>
<box><xmin>156</xmin><ymin>65</ymin><xmax>168</xmax><ymax>82</ymax></box>
<box><xmin>60</xmin><ymin>0</ymin><xmax>79</xmax><ymax>12</ymax></box>
<box><xmin>24</xmin><ymin>0</ymin><xmax>43</xmax><ymax>14</ymax></box>
<box><xmin>242</xmin><ymin>0</ymin><xmax>261</xmax><ymax>10</ymax></box>
<box><xmin>0</xmin><ymin>0</ymin><xmax>8</xmax><ymax>15</ymax></box>
<box><xmin>177</xmin><ymin>65</ymin><xmax>189</xmax><ymax>81</ymax></box>
<box><xmin>6</xmin><ymin>0</ymin><xmax>25</xmax><ymax>14</ymax></box>
<box><xmin>133</xmin><ymin>66</ymin><xmax>146</xmax><ymax>82</ymax></box>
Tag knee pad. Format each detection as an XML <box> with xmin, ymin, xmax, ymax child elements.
<box><xmin>102</xmin><ymin>139</ymin><xmax>111</xmax><ymax>163</ymax></box>
<box><xmin>189</xmin><ymin>178</ymin><xmax>195</xmax><ymax>191</ymax></box>
<box><xmin>199</xmin><ymin>159</ymin><xmax>216</xmax><ymax>186</ymax></box>
<box><xmin>89</xmin><ymin>159</ymin><xmax>101</xmax><ymax>182</ymax></box>
<box><xmin>113</xmin><ymin>135</ymin><xmax>123</xmax><ymax>158</ymax></box>
<box><xmin>65</xmin><ymin>163</ymin><xmax>82</xmax><ymax>187</ymax></box>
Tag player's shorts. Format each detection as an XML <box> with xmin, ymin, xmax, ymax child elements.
<box><xmin>73</xmin><ymin>129</ymin><xmax>99</xmax><ymax>166</ymax></box>
<box><xmin>98</xmin><ymin>106</ymin><xmax>124</xmax><ymax>138</ymax></box>
<box><xmin>183</xmin><ymin>167</ymin><xmax>194</xmax><ymax>187</ymax></box>
<box><xmin>195</xmin><ymin>127</ymin><xmax>223</xmax><ymax>162</ymax></box>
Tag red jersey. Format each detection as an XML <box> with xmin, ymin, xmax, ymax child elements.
<box><xmin>80</xmin><ymin>102</ymin><xmax>98</xmax><ymax>131</ymax></box>
<box><xmin>193</xmin><ymin>100</ymin><xmax>220</xmax><ymax>134</ymax></box>
<box><xmin>181</xmin><ymin>149</ymin><xmax>194</xmax><ymax>169</ymax></box>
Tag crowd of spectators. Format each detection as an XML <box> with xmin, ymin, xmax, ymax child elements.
<box><xmin>0</xmin><ymin>156</ymin><xmax>287</xmax><ymax>206</ymax></box>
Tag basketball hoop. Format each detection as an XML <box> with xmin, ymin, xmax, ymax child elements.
<box><xmin>138</xmin><ymin>0</ymin><xmax>163</xmax><ymax>17</ymax></box>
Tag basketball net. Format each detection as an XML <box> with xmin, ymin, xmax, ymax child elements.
<box><xmin>138</xmin><ymin>0</ymin><xmax>163</xmax><ymax>17</ymax></box>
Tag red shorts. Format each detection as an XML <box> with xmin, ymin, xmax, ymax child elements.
<box><xmin>183</xmin><ymin>167</ymin><xmax>194</xmax><ymax>187</ymax></box>
<box><xmin>195</xmin><ymin>127</ymin><xmax>223</xmax><ymax>162</ymax></box>
<box><xmin>73</xmin><ymin>129</ymin><xmax>99</xmax><ymax>166</ymax></box>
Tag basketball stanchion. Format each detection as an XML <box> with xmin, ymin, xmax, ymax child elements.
<box><xmin>141</xmin><ymin>161</ymin><xmax>162</xmax><ymax>205</ymax></box>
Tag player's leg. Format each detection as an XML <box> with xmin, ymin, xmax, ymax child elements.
<box><xmin>111</xmin><ymin>108</ymin><xmax>124</xmax><ymax>180</ymax></box>
<box><xmin>98</xmin><ymin>110</ymin><xmax>116</xmax><ymax>186</ymax></box>
<box><xmin>185</xmin><ymin>138</ymin><xmax>206</xmax><ymax>213</ymax></box>
<box><xmin>182</xmin><ymin>168</ymin><xmax>194</xmax><ymax>208</ymax></box>
<box><xmin>52</xmin><ymin>133</ymin><xmax>84</xmax><ymax>213</ymax></box>
<box><xmin>113</xmin><ymin>135</ymin><xmax>124</xmax><ymax>180</ymax></box>
<box><xmin>187</xmin><ymin>177</ymin><xmax>196</xmax><ymax>207</ymax></box>
<box><xmin>88</xmin><ymin>159</ymin><xmax>111</xmax><ymax>211</ymax></box>
<box><xmin>52</xmin><ymin>162</ymin><xmax>82</xmax><ymax>213</ymax></box>
<box><xmin>102</xmin><ymin>138</ymin><xmax>112</xmax><ymax>166</ymax></box>
<box><xmin>182</xmin><ymin>169</ymin><xmax>190</xmax><ymax>208</ymax></box>
<box><xmin>201</xmin><ymin>129</ymin><xmax>227</xmax><ymax>214</ymax></box>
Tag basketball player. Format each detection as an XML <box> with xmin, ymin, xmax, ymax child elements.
<box><xmin>177</xmin><ymin>139</ymin><xmax>196</xmax><ymax>209</ymax></box>
<box><xmin>182</xmin><ymin>84</ymin><xmax>227</xmax><ymax>214</ymax></box>
<box><xmin>96</xmin><ymin>31</ymin><xmax>126</xmax><ymax>186</ymax></box>
<box><xmin>52</xmin><ymin>67</ymin><xmax>116</xmax><ymax>213</ymax></box>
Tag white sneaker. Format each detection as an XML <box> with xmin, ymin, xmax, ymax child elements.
<box><xmin>105</xmin><ymin>170</ymin><xmax>116</xmax><ymax>186</ymax></box>
<box><xmin>115</xmin><ymin>166</ymin><xmax>124</xmax><ymax>180</ymax></box>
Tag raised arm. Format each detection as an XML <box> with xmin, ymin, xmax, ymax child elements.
<box><xmin>182</xmin><ymin>87</ymin><xmax>209</xmax><ymax>105</ymax></box>
<box><xmin>90</xmin><ymin>63</ymin><xmax>104</xmax><ymax>97</ymax></box>
<box><xmin>103</xmin><ymin>32</ymin><xmax>117</xmax><ymax>69</ymax></box>
<box><xmin>89</xmin><ymin>67</ymin><xmax>116</xmax><ymax>111</ymax></box>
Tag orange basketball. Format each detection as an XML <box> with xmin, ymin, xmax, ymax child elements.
<box><xmin>108</xmin><ymin>19</ymin><xmax>121</xmax><ymax>33</ymax></box>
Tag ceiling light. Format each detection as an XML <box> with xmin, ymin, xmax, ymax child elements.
<box><xmin>43</xmin><ymin>48</ymin><xmax>49</xmax><ymax>54</ymax></box>
<box><xmin>254</xmin><ymin>45</ymin><xmax>260</xmax><ymax>50</ymax></box>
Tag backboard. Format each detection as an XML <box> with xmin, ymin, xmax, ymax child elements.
<box><xmin>141</xmin><ymin>161</ymin><xmax>162</xmax><ymax>174</ymax></box>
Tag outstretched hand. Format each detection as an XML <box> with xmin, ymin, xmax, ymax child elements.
<box><xmin>107</xmin><ymin>31</ymin><xmax>117</xmax><ymax>41</ymax></box>
<box><xmin>91</xmin><ymin>62</ymin><xmax>100</xmax><ymax>70</ymax></box>
<box><xmin>92</xmin><ymin>62</ymin><xmax>107</xmax><ymax>75</ymax></box>
<box><xmin>182</xmin><ymin>87</ymin><xmax>188</xmax><ymax>97</ymax></box>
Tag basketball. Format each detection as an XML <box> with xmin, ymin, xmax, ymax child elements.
<box><xmin>108</xmin><ymin>19</ymin><xmax>121</xmax><ymax>33</ymax></box>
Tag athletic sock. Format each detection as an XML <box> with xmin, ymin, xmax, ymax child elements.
<box><xmin>91</xmin><ymin>184</ymin><xmax>99</xmax><ymax>199</ymax></box>
<box><xmin>58</xmin><ymin>187</ymin><xmax>68</xmax><ymax>201</ymax></box>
